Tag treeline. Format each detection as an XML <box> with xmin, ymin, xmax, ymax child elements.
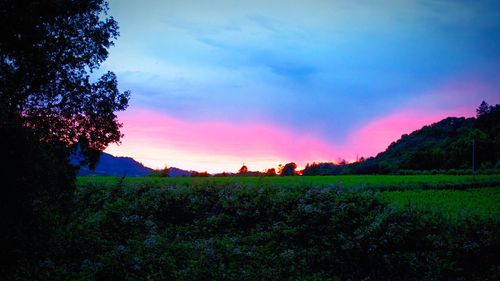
<box><xmin>151</xmin><ymin>163</ymin><xmax>295</xmax><ymax>177</ymax></box>
<box><xmin>303</xmin><ymin>164</ymin><xmax>500</xmax><ymax>176</ymax></box>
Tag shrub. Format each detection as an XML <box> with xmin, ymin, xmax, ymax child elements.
<box><xmin>30</xmin><ymin>183</ymin><xmax>500</xmax><ymax>280</ymax></box>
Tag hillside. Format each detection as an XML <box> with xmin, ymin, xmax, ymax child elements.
<box><xmin>304</xmin><ymin>102</ymin><xmax>500</xmax><ymax>175</ymax></box>
<box><xmin>372</xmin><ymin>103</ymin><xmax>499</xmax><ymax>172</ymax></box>
<box><xmin>77</xmin><ymin>153</ymin><xmax>198</xmax><ymax>177</ymax></box>
<box><xmin>77</xmin><ymin>152</ymin><xmax>154</xmax><ymax>177</ymax></box>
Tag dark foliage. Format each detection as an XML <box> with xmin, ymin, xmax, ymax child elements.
<box><xmin>372</xmin><ymin>102</ymin><xmax>499</xmax><ymax>173</ymax></box>
<box><xmin>0</xmin><ymin>125</ymin><xmax>75</xmax><ymax>277</ymax></box>
<box><xmin>265</xmin><ymin>168</ymin><xmax>277</xmax><ymax>176</ymax></box>
<box><xmin>303</xmin><ymin>162</ymin><xmax>351</xmax><ymax>176</ymax></box>
<box><xmin>0</xmin><ymin>0</ymin><xmax>129</xmax><ymax>165</ymax></box>
<box><xmin>280</xmin><ymin>162</ymin><xmax>298</xmax><ymax>176</ymax></box>
<box><xmin>191</xmin><ymin>171</ymin><xmax>211</xmax><ymax>177</ymax></box>
<box><xmin>0</xmin><ymin>0</ymin><xmax>129</xmax><ymax>277</ymax></box>
<box><xmin>21</xmin><ymin>183</ymin><xmax>499</xmax><ymax>280</ymax></box>
<box><xmin>238</xmin><ymin>165</ymin><xmax>248</xmax><ymax>174</ymax></box>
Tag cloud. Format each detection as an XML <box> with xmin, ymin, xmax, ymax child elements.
<box><xmin>106</xmin><ymin>96</ymin><xmax>476</xmax><ymax>173</ymax></box>
<box><xmin>106</xmin><ymin>107</ymin><xmax>339</xmax><ymax>172</ymax></box>
<box><xmin>102</xmin><ymin>0</ymin><xmax>500</xmax><ymax>172</ymax></box>
<box><xmin>340</xmin><ymin>108</ymin><xmax>471</xmax><ymax>160</ymax></box>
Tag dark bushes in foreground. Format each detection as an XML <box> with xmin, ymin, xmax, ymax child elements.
<box><xmin>10</xmin><ymin>183</ymin><xmax>500</xmax><ymax>280</ymax></box>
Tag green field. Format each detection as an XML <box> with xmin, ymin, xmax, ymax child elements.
<box><xmin>78</xmin><ymin>174</ymin><xmax>500</xmax><ymax>188</ymax></box>
<box><xmin>381</xmin><ymin>187</ymin><xmax>500</xmax><ymax>220</ymax></box>
<box><xmin>66</xmin><ymin>178</ymin><xmax>500</xmax><ymax>279</ymax></box>
<box><xmin>77</xmin><ymin>175</ymin><xmax>500</xmax><ymax>219</ymax></box>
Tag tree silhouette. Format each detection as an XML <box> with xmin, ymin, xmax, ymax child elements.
<box><xmin>280</xmin><ymin>162</ymin><xmax>297</xmax><ymax>176</ymax></box>
<box><xmin>336</xmin><ymin>158</ymin><xmax>347</xmax><ymax>166</ymax></box>
<box><xmin>476</xmin><ymin>101</ymin><xmax>490</xmax><ymax>118</ymax></box>
<box><xmin>161</xmin><ymin>165</ymin><xmax>170</xmax><ymax>177</ymax></box>
<box><xmin>0</xmin><ymin>0</ymin><xmax>129</xmax><ymax>277</ymax></box>
<box><xmin>239</xmin><ymin>165</ymin><xmax>249</xmax><ymax>174</ymax></box>
<box><xmin>265</xmin><ymin>168</ymin><xmax>277</xmax><ymax>176</ymax></box>
<box><xmin>0</xmin><ymin>0</ymin><xmax>129</xmax><ymax>166</ymax></box>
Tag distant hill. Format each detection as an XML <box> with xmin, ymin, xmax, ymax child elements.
<box><xmin>167</xmin><ymin>167</ymin><xmax>194</xmax><ymax>177</ymax></box>
<box><xmin>78</xmin><ymin>152</ymin><xmax>154</xmax><ymax>177</ymax></box>
<box><xmin>369</xmin><ymin>102</ymin><xmax>499</xmax><ymax>172</ymax></box>
<box><xmin>77</xmin><ymin>152</ymin><xmax>197</xmax><ymax>177</ymax></box>
<box><xmin>304</xmin><ymin>102</ymin><xmax>500</xmax><ymax>175</ymax></box>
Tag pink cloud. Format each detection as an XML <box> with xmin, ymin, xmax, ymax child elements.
<box><xmin>340</xmin><ymin>108</ymin><xmax>471</xmax><ymax>160</ymax></box>
<box><xmin>106</xmin><ymin>75</ymin><xmax>494</xmax><ymax>173</ymax></box>
<box><xmin>105</xmin><ymin>106</ymin><xmax>475</xmax><ymax>173</ymax></box>
<box><xmin>106</xmin><ymin>108</ymin><xmax>339</xmax><ymax>172</ymax></box>
<box><xmin>337</xmin><ymin>76</ymin><xmax>498</xmax><ymax>161</ymax></box>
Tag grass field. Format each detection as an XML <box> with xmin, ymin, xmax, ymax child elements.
<box><xmin>78</xmin><ymin>174</ymin><xmax>500</xmax><ymax>188</ymax></box>
<box><xmin>381</xmin><ymin>187</ymin><xmax>500</xmax><ymax>220</ymax></box>
<box><xmin>77</xmin><ymin>174</ymin><xmax>500</xmax><ymax>219</ymax></box>
<box><xmin>30</xmin><ymin>175</ymin><xmax>494</xmax><ymax>279</ymax></box>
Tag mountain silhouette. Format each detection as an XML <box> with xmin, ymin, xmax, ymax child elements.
<box><xmin>78</xmin><ymin>152</ymin><xmax>153</xmax><ymax>177</ymax></box>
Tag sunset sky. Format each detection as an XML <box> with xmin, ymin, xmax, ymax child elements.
<box><xmin>102</xmin><ymin>0</ymin><xmax>500</xmax><ymax>173</ymax></box>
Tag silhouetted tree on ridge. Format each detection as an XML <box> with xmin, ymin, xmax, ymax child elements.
<box><xmin>476</xmin><ymin>101</ymin><xmax>491</xmax><ymax>117</ymax></box>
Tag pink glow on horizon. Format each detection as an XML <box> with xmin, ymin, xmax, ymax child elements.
<box><xmin>334</xmin><ymin>76</ymin><xmax>495</xmax><ymax>161</ymax></box>
<box><xmin>106</xmin><ymin>109</ymin><xmax>339</xmax><ymax>173</ymax></box>
<box><xmin>106</xmin><ymin>75</ymin><xmax>495</xmax><ymax>173</ymax></box>
<box><xmin>340</xmin><ymin>107</ymin><xmax>473</xmax><ymax>160</ymax></box>
<box><xmin>105</xmin><ymin>104</ymin><xmax>473</xmax><ymax>173</ymax></box>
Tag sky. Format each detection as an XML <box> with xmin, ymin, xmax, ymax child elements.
<box><xmin>102</xmin><ymin>0</ymin><xmax>500</xmax><ymax>173</ymax></box>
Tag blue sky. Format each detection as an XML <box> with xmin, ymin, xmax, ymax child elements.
<box><xmin>103</xmin><ymin>0</ymin><xmax>500</xmax><ymax>172</ymax></box>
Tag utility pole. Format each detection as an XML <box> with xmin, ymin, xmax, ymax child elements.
<box><xmin>472</xmin><ymin>139</ymin><xmax>475</xmax><ymax>175</ymax></box>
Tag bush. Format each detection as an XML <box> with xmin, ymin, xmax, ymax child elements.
<box><xmin>28</xmin><ymin>183</ymin><xmax>500</xmax><ymax>280</ymax></box>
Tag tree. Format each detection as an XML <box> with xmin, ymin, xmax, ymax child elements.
<box><xmin>161</xmin><ymin>165</ymin><xmax>170</xmax><ymax>177</ymax></box>
<box><xmin>238</xmin><ymin>165</ymin><xmax>248</xmax><ymax>174</ymax></box>
<box><xmin>0</xmin><ymin>0</ymin><xmax>129</xmax><ymax>166</ymax></box>
<box><xmin>280</xmin><ymin>162</ymin><xmax>297</xmax><ymax>176</ymax></box>
<box><xmin>192</xmin><ymin>171</ymin><xmax>210</xmax><ymax>177</ymax></box>
<box><xmin>0</xmin><ymin>0</ymin><xmax>129</xmax><ymax>277</ymax></box>
<box><xmin>265</xmin><ymin>168</ymin><xmax>277</xmax><ymax>176</ymax></box>
<box><xmin>476</xmin><ymin>101</ymin><xmax>490</xmax><ymax>118</ymax></box>
<box><xmin>264</xmin><ymin>168</ymin><xmax>276</xmax><ymax>176</ymax></box>
<box><xmin>335</xmin><ymin>157</ymin><xmax>347</xmax><ymax>166</ymax></box>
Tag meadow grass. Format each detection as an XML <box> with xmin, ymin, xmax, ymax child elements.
<box><xmin>63</xmin><ymin>175</ymin><xmax>500</xmax><ymax>279</ymax></box>
<box><xmin>77</xmin><ymin>174</ymin><xmax>500</xmax><ymax>188</ymax></box>
<box><xmin>381</xmin><ymin>187</ymin><xmax>500</xmax><ymax>220</ymax></box>
<box><xmin>77</xmin><ymin>174</ymin><xmax>500</xmax><ymax>219</ymax></box>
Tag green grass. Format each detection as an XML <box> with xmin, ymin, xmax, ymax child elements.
<box><xmin>77</xmin><ymin>174</ymin><xmax>500</xmax><ymax>189</ymax></box>
<box><xmin>381</xmin><ymin>187</ymin><xmax>500</xmax><ymax>220</ymax></box>
<box><xmin>77</xmin><ymin>174</ymin><xmax>500</xmax><ymax>220</ymax></box>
